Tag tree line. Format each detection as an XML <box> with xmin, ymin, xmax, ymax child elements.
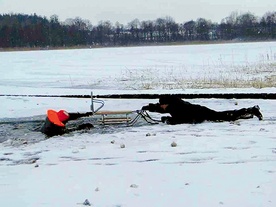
<box><xmin>0</xmin><ymin>11</ymin><xmax>275</xmax><ymax>48</ymax></box>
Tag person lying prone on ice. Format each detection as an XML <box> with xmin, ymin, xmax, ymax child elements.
<box><xmin>40</xmin><ymin>109</ymin><xmax>94</xmax><ymax>137</ymax></box>
<box><xmin>141</xmin><ymin>96</ymin><xmax>263</xmax><ymax>125</ymax></box>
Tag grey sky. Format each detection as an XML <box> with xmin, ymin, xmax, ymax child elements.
<box><xmin>0</xmin><ymin>0</ymin><xmax>275</xmax><ymax>25</ymax></box>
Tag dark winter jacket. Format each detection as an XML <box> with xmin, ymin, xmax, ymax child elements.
<box><xmin>142</xmin><ymin>96</ymin><xmax>213</xmax><ymax>124</ymax></box>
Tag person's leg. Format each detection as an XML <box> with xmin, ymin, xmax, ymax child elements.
<box><xmin>207</xmin><ymin>106</ymin><xmax>263</xmax><ymax>122</ymax></box>
<box><xmin>207</xmin><ymin>109</ymin><xmax>249</xmax><ymax>122</ymax></box>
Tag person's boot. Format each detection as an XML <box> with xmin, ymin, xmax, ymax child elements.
<box><xmin>250</xmin><ymin>105</ymin><xmax>263</xmax><ymax>120</ymax></box>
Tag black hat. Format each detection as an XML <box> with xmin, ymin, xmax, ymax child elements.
<box><xmin>159</xmin><ymin>96</ymin><xmax>181</xmax><ymax>104</ymax></box>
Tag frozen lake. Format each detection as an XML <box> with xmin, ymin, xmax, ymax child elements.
<box><xmin>1</xmin><ymin>41</ymin><xmax>275</xmax><ymax>91</ymax></box>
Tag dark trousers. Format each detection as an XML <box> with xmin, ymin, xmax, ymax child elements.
<box><xmin>203</xmin><ymin>107</ymin><xmax>252</xmax><ymax>122</ymax></box>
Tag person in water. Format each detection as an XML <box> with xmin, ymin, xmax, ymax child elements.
<box><xmin>142</xmin><ymin>96</ymin><xmax>263</xmax><ymax>125</ymax></box>
<box><xmin>41</xmin><ymin>109</ymin><xmax>93</xmax><ymax>137</ymax></box>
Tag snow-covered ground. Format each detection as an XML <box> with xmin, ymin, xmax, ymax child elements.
<box><xmin>0</xmin><ymin>42</ymin><xmax>275</xmax><ymax>207</ymax></box>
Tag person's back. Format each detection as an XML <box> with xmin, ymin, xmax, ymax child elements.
<box><xmin>41</xmin><ymin>117</ymin><xmax>65</xmax><ymax>136</ymax></box>
<box><xmin>159</xmin><ymin>96</ymin><xmax>212</xmax><ymax>123</ymax></box>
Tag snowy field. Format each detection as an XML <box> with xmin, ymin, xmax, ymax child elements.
<box><xmin>0</xmin><ymin>42</ymin><xmax>275</xmax><ymax>207</ymax></box>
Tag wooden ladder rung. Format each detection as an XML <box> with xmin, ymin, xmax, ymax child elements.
<box><xmin>100</xmin><ymin>118</ymin><xmax>131</xmax><ymax>122</ymax></box>
<box><xmin>95</xmin><ymin>110</ymin><xmax>133</xmax><ymax>115</ymax></box>
<box><xmin>100</xmin><ymin>121</ymin><xmax>130</xmax><ymax>125</ymax></box>
<box><xmin>98</xmin><ymin>117</ymin><xmax>132</xmax><ymax>124</ymax></box>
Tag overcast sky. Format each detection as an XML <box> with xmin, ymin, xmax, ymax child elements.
<box><xmin>0</xmin><ymin>0</ymin><xmax>275</xmax><ymax>25</ymax></box>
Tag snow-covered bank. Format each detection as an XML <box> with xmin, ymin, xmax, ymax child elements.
<box><xmin>1</xmin><ymin>97</ymin><xmax>275</xmax><ymax>207</ymax></box>
<box><xmin>1</xmin><ymin>98</ymin><xmax>275</xmax><ymax>207</ymax></box>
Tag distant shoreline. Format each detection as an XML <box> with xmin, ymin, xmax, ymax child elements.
<box><xmin>1</xmin><ymin>39</ymin><xmax>275</xmax><ymax>52</ymax></box>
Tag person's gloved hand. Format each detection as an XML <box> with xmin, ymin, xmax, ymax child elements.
<box><xmin>77</xmin><ymin>123</ymin><xmax>94</xmax><ymax>130</ymax></box>
<box><xmin>161</xmin><ymin>116</ymin><xmax>171</xmax><ymax>124</ymax></box>
<box><xmin>85</xmin><ymin>112</ymin><xmax>93</xmax><ymax>116</ymax></box>
<box><xmin>142</xmin><ymin>105</ymin><xmax>150</xmax><ymax>110</ymax></box>
<box><xmin>142</xmin><ymin>103</ymin><xmax>160</xmax><ymax>112</ymax></box>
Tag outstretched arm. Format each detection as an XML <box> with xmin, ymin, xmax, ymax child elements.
<box><xmin>142</xmin><ymin>103</ymin><xmax>166</xmax><ymax>113</ymax></box>
<box><xmin>69</xmin><ymin>112</ymin><xmax>93</xmax><ymax>121</ymax></box>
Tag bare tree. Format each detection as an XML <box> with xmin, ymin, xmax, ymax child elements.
<box><xmin>127</xmin><ymin>18</ymin><xmax>141</xmax><ymax>42</ymax></box>
<box><xmin>141</xmin><ymin>20</ymin><xmax>154</xmax><ymax>42</ymax></box>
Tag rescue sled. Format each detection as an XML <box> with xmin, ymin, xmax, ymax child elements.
<box><xmin>90</xmin><ymin>92</ymin><xmax>159</xmax><ymax>126</ymax></box>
